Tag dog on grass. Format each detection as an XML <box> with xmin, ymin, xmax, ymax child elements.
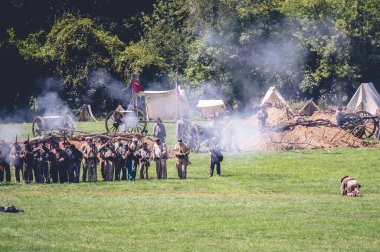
<box><xmin>340</xmin><ymin>176</ymin><xmax>362</xmax><ymax>197</ymax></box>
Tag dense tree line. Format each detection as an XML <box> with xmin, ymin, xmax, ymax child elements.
<box><xmin>1</xmin><ymin>0</ymin><xmax>379</xmax><ymax>118</ymax></box>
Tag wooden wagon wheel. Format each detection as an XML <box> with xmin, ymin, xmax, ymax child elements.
<box><xmin>128</xmin><ymin>108</ymin><xmax>147</xmax><ymax>134</ymax></box>
<box><xmin>182</xmin><ymin>123</ymin><xmax>200</xmax><ymax>153</ymax></box>
<box><xmin>342</xmin><ymin>113</ymin><xmax>365</xmax><ymax>138</ymax></box>
<box><xmin>356</xmin><ymin>111</ymin><xmax>377</xmax><ymax>138</ymax></box>
<box><xmin>32</xmin><ymin>116</ymin><xmax>45</xmax><ymax>137</ymax></box>
<box><xmin>105</xmin><ymin>110</ymin><xmax>125</xmax><ymax>133</ymax></box>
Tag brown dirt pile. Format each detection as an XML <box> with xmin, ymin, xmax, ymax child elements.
<box><xmin>241</xmin><ymin>110</ymin><xmax>378</xmax><ymax>151</ymax></box>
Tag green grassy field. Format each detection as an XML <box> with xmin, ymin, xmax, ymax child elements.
<box><xmin>1</xmin><ymin>148</ymin><xmax>380</xmax><ymax>251</ymax></box>
<box><xmin>1</xmin><ymin>121</ymin><xmax>380</xmax><ymax>251</ymax></box>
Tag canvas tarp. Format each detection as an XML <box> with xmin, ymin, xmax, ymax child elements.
<box><xmin>196</xmin><ymin>100</ymin><xmax>227</xmax><ymax>118</ymax></box>
<box><xmin>260</xmin><ymin>87</ymin><xmax>291</xmax><ymax>109</ymax></box>
<box><xmin>346</xmin><ymin>82</ymin><xmax>380</xmax><ymax>115</ymax></box>
<box><xmin>139</xmin><ymin>89</ymin><xmax>190</xmax><ymax>120</ymax></box>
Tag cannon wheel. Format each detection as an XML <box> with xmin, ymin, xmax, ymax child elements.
<box><xmin>105</xmin><ymin>110</ymin><xmax>125</xmax><ymax>133</ymax></box>
<box><xmin>32</xmin><ymin>116</ymin><xmax>45</xmax><ymax>137</ymax></box>
<box><xmin>182</xmin><ymin>123</ymin><xmax>200</xmax><ymax>153</ymax></box>
<box><xmin>105</xmin><ymin>109</ymin><xmax>147</xmax><ymax>133</ymax></box>
<box><xmin>61</xmin><ymin>115</ymin><xmax>75</xmax><ymax>137</ymax></box>
<box><xmin>356</xmin><ymin>111</ymin><xmax>377</xmax><ymax>138</ymax></box>
<box><xmin>128</xmin><ymin>108</ymin><xmax>147</xmax><ymax>134</ymax></box>
<box><xmin>342</xmin><ymin>113</ymin><xmax>365</xmax><ymax>138</ymax></box>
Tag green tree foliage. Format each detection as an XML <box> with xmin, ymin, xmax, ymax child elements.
<box><xmin>10</xmin><ymin>15</ymin><xmax>125</xmax><ymax>89</ymax></box>
<box><xmin>1</xmin><ymin>0</ymin><xmax>379</xmax><ymax>115</ymax></box>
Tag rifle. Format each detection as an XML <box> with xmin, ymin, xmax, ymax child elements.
<box><xmin>63</xmin><ymin>132</ymin><xmax>67</xmax><ymax>147</ymax></box>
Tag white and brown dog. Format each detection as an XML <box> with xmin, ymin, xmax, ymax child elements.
<box><xmin>340</xmin><ymin>176</ymin><xmax>362</xmax><ymax>197</ymax></box>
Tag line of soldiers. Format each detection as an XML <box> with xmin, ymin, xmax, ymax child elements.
<box><xmin>0</xmin><ymin>134</ymin><xmax>191</xmax><ymax>184</ymax></box>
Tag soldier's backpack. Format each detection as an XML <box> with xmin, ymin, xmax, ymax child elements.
<box><xmin>218</xmin><ymin>153</ymin><xmax>224</xmax><ymax>162</ymax></box>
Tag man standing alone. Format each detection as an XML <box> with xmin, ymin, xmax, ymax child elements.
<box><xmin>153</xmin><ymin>118</ymin><xmax>166</xmax><ymax>143</ymax></box>
<box><xmin>256</xmin><ymin>106</ymin><xmax>268</xmax><ymax>132</ymax></box>
<box><xmin>209</xmin><ymin>137</ymin><xmax>223</xmax><ymax>177</ymax></box>
<box><xmin>173</xmin><ymin>139</ymin><xmax>190</xmax><ymax>179</ymax></box>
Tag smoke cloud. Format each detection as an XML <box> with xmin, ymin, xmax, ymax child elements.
<box><xmin>87</xmin><ymin>69</ymin><xmax>130</xmax><ymax>102</ymax></box>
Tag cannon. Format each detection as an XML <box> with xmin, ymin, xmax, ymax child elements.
<box><xmin>105</xmin><ymin>108</ymin><xmax>147</xmax><ymax>133</ymax></box>
<box><xmin>340</xmin><ymin>111</ymin><xmax>377</xmax><ymax>138</ymax></box>
<box><xmin>32</xmin><ymin>115</ymin><xmax>75</xmax><ymax>137</ymax></box>
<box><xmin>355</xmin><ymin>111</ymin><xmax>378</xmax><ymax>138</ymax></box>
<box><xmin>178</xmin><ymin>121</ymin><xmax>222</xmax><ymax>153</ymax></box>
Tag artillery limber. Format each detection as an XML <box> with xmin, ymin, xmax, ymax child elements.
<box><xmin>32</xmin><ymin>115</ymin><xmax>75</xmax><ymax>137</ymax></box>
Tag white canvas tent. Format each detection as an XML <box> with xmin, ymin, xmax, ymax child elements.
<box><xmin>77</xmin><ymin>104</ymin><xmax>97</xmax><ymax>122</ymax></box>
<box><xmin>139</xmin><ymin>89</ymin><xmax>190</xmax><ymax>120</ymax></box>
<box><xmin>298</xmin><ymin>99</ymin><xmax>319</xmax><ymax>116</ymax></box>
<box><xmin>260</xmin><ymin>86</ymin><xmax>291</xmax><ymax>109</ymax></box>
<box><xmin>196</xmin><ymin>100</ymin><xmax>227</xmax><ymax>118</ymax></box>
<box><xmin>346</xmin><ymin>82</ymin><xmax>380</xmax><ymax>115</ymax></box>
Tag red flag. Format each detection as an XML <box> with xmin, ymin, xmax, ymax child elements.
<box><xmin>131</xmin><ymin>78</ymin><xmax>142</xmax><ymax>94</ymax></box>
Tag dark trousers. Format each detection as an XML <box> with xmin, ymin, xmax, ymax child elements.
<box><xmin>23</xmin><ymin>163</ymin><xmax>33</xmax><ymax>183</ymax></box>
<box><xmin>127</xmin><ymin>158</ymin><xmax>138</xmax><ymax>181</ymax></box>
<box><xmin>115</xmin><ymin>158</ymin><xmax>123</xmax><ymax>181</ymax></box>
<box><xmin>14</xmin><ymin>164</ymin><xmax>23</xmax><ymax>183</ymax></box>
<box><xmin>121</xmin><ymin>159</ymin><xmax>127</xmax><ymax>181</ymax></box>
<box><xmin>50</xmin><ymin>165</ymin><xmax>58</xmax><ymax>183</ymax></box>
<box><xmin>33</xmin><ymin>160</ymin><xmax>42</xmax><ymax>183</ymax></box>
<box><xmin>82</xmin><ymin>163</ymin><xmax>87</xmax><ymax>182</ymax></box>
<box><xmin>39</xmin><ymin>161</ymin><xmax>49</xmax><ymax>183</ymax></box>
<box><xmin>0</xmin><ymin>162</ymin><xmax>11</xmax><ymax>183</ymax></box>
<box><xmin>68</xmin><ymin>161</ymin><xmax>80</xmax><ymax>183</ymax></box>
<box><xmin>100</xmin><ymin>160</ymin><xmax>106</xmax><ymax>181</ymax></box>
<box><xmin>210</xmin><ymin>160</ymin><xmax>221</xmax><ymax>176</ymax></box>
<box><xmin>58</xmin><ymin>164</ymin><xmax>68</xmax><ymax>183</ymax></box>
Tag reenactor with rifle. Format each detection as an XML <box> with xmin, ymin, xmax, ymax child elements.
<box><xmin>32</xmin><ymin>141</ymin><xmax>43</xmax><ymax>183</ymax></box>
<box><xmin>66</xmin><ymin>144</ymin><xmax>82</xmax><ymax>183</ymax></box>
<box><xmin>114</xmin><ymin>136</ymin><xmax>127</xmax><ymax>181</ymax></box>
<box><xmin>138</xmin><ymin>142</ymin><xmax>151</xmax><ymax>179</ymax></box>
<box><xmin>39</xmin><ymin>141</ymin><xmax>51</xmax><ymax>183</ymax></box>
<box><xmin>80</xmin><ymin>138</ymin><xmax>90</xmax><ymax>182</ymax></box>
<box><xmin>0</xmin><ymin>141</ymin><xmax>11</xmax><ymax>183</ymax></box>
<box><xmin>81</xmin><ymin>137</ymin><xmax>98</xmax><ymax>182</ymax></box>
<box><xmin>50</xmin><ymin>142</ymin><xmax>68</xmax><ymax>183</ymax></box>
<box><xmin>98</xmin><ymin>138</ymin><xmax>108</xmax><ymax>181</ymax></box>
<box><xmin>99</xmin><ymin>139</ymin><xmax>116</xmax><ymax>181</ymax></box>
<box><xmin>127</xmin><ymin>138</ymin><xmax>140</xmax><ymax>181</ymax></box>
<box><xmin>153</xmin><ymin>138</ymin><xmax>168</xmax><ymax>179</ymax></box>
<box><xmin>173</xmin><ymin>139</ymin><xmax>190</xmax><ymax>179</ymax></box>
<box><xmin>20</xmin><ymin>140</ymin><xmax>33</xmax><ymax>183</ymax></box>
<box><xmin>11</xmin><ymin>138</ymin><xmax>23</xmax><ymax>183</ymax></box>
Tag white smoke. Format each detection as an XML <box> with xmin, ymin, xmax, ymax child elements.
<box><xmin>35</xmin><ymin>91</ymin><xmax>75</xmax><ymax>131</ymax></box>
<box><xmin>0</xmin><ymin>123</ymin><xmax>23</xmax><ymax>142</ymax></box>
<box><xmin>88</xmin><ymin>69</ymin><xmax>130</xmax><ymax>102</ymax></box>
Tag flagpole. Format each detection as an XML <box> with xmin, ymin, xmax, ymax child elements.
<box><xmin>175</xmin><ymin>77</ymin><xmax>179</xmax><ymax>120</ymax></box>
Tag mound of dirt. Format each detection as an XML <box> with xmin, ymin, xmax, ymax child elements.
<box><xmin>239</xmin><ymin>108</ymin><xmax>379</xmax><ymax>151</ymax></box>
